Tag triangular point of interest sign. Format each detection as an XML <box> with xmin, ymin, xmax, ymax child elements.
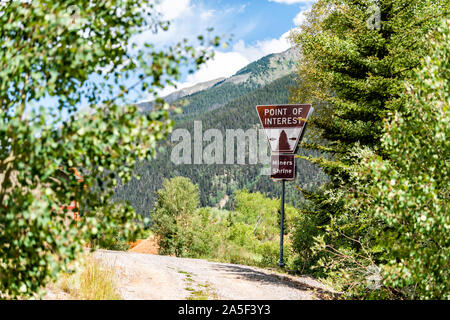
<box><xmin>256</xmin><ymin>104</ymin><xmax>313</xmax><ymax>154</ymax></box>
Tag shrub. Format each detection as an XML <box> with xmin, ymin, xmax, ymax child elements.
<box><xmin>151</xmin><ymin>177</ymin><xmax>200</xmax><ymax>257</ymax></box>
<box><xmin>0</xmin><ymin>1</ymin><xmax>217</xmax><ymax>298</ymax></box>
<box><xmin>291</xmin><ymin>211</ymin><xmax>326</xmax><ymax>275</ymax></box>
<box><xmin>55</xmin><ymin>254</ymin><xmax>121</xmax><ymax>300</ymax></box>
<box><xmin>257</xmin><ymin>241</ymin><xmax>280</xmax><ymax>267</ymax></box>
<box><xmin>354</xmin><ymin>19</ymin><xmax>450</xmax><ymax>299</ymax></box>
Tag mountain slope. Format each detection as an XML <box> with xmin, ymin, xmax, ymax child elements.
<box><xmin>138</xmin><ymin>48</ymin><xmax>299</xmax><ymax>116</ymax></box>
<box><xmin>114</xmin><ymin>48</ymin><xmax>326</xmax><ymax>214</ymax></box>
<box><xmin>137</xmin><ymin>77</ymin><xmax>226</xmax><ymax>113</ymax></box>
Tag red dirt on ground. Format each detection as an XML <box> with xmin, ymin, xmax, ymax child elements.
<box><xmin>128</xmin><ymin>239</ymin><xmax>143</xmax><ymax>250</ymax></box>
<box><xmin>128</xmin><ymin>237</ymin><xmax>159</xmax><ymax>255</ymax></box>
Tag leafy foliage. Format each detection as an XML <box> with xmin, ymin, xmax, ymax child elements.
<box><xmin>54</xmin><ymin>254</ymin><xmax>122</xmax><ymax>300</ymax></box>
<box><xmin>151</xmin><ymin>177</ymin><xmax>200</xmax><ymax>257</ymax></box>
<box><xmin>152</xmin><ymin>179</ymin><xmax>299</xmax><ymax>268</ymax></box>
<box><xmin>289</xmin><ymin>0</ymin><xmax>448</xmax><ymax>298</ymax></box>
<box><xmin>353</xmin><ymin>19</ymin><xmax>449</xmax><ymax>299</ymax></box>
<box><xmin>0</xmin><ymin>0</ymin><xmax>217</xmax><ymax>299</ymax></box>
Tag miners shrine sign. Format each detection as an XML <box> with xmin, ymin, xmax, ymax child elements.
<box><xmin>255</xmin><ymin>104</ymin><xmax>313</xmax><ymax>268</ymax></box>
<box><xmin>270</xmin><ymin>154</ymin><xmax>295</xmax><ymax>180</ymax></box>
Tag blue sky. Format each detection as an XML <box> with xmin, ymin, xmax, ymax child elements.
<box><xmin>132</xmin><ymin>0</ymin><xmax>316</xmax><ymax>101</ymax></box>
<box><xmin>38</xmin><ymin>0</ymin><xmax>315</xmax><ymax>113</ymax></box>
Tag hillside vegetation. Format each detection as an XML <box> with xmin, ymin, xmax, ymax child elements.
<box><xmin>288</xmin><ymin>0</ymin><xmax>448</xmax><ymax>299</ymax></box>
<box><xmin>151</xmin><ymin>177</ymin><xmax>301</xmax><ymax>268</ymax></box>
<box><xmin>114</xmin><ymin>56</ymin><xmax>328</xmax><ymax>215</ymax></box>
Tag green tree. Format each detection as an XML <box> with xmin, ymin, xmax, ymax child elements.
<box><xmin>353</xmin><ymin>19</ymin><xmax>449</xmax><ymax>299</ymax></box>
<box><xmin>289</xmin><ymin>0</ymin><xmax>448</xmax><ymax>296</ymax></box>
<box><xmin>151</xmin><ymin>177</ymin><xmax>200</xmax><ymax>257</ymax></box>
<box><xmin>0</xmin><ymin>0</ymin><xmax>217</xmax><ymax>299</ymax></box>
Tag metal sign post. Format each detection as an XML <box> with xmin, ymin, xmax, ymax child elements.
<box><xmin>256</xmin><ymin>104</ymin><xmax>313</xmax><ymax>268</ymax></box>
<box><xmin>278</xmin><ymin>180</ymin><xmax>285</xmax><ymax>267</ymax></box>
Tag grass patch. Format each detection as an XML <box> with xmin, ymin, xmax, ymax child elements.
<box><xmin>178</xmin><ymin>270</ymin><xmax>191</xmax><ymax>275</ymax></box>
<box><xmin>178</xmin><ymin>269</ymin><xmax>218</xmax><ymax>300</ymax></box>
<box><xmin>186</xmin><ymin>283</ymin><xmax>218</xmax><ymax>300</ymax></box>
<box><xmin>56</xmin><ymin>254</ymin><xmax>121</xmax><ymax>300</ymax></box>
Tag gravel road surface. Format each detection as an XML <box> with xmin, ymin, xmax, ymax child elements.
<box><xmin>93</xmin><ymin>250</ymin><xmax>333</xmax><ymax>300</ymax></box>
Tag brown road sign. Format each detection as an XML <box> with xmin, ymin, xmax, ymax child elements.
<box><xmin>271</xmin><ymin>154</ymin><xmax>295</xmax><ymax>181</ymax></box>
<box><xmin>256</xmin><ymin>104</ymin><xmax>313</xmax><ymax>153</ymax></box>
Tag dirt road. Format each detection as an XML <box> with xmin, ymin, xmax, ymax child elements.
<box><xmin>93</xmin><ymin>250</ymin><xmax>333</xmax><ymax>300</ymax></box>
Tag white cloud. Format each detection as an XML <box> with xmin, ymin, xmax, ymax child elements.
<box><xmin>131</xmin><ymin>0</ymin><xmax>213</xmax><ymax>48</ymax></box>
<box><xmin>232</xmin><ymin>30</ymin><xmax>292</xmax><ymax>62</ymax></box>
<box><xmin>199</xmin><ymin>9</ymin><xmax>216</xmax><ymax>20</ymax></box>
<box><xmin>269</xmin><ymin>0</ymin><xmax>313</xmax><ymax>4</ymax></box>
<box><xmin>189</xmin><ymin>30</ymin><xmax>292</xmax><ymax>86</ymax></box>
<box><xmin>156</xmin><ymin>50</ymin><xmax>250</xmax><ymax>97</ymax></box>
<box><xmin>267</xmin><ymin>1</ymin><xmax>314</xmax><ymax>28</ymax></box>
<box><xmin>135</xmin><ymin>1</ymin><xmax>297</xmax><ymax>100</ymax></box>
<box><xmin>293</xmin><ymin>9</ymin><xmax>309</xmax><ymax>26</ymax></box>
<box><xmin>187</xmin><ymin>51</ymin><xmax>249</xmax><ymax>83</ymax></box>
<box><xmin>132</xmin><ymin>1</ymin><xmax>261</xmax><ymax>51</ymax></box>
<box><xmin>150</xmin><ymin>30</ymin><xmax>294</xmax><ymax>99</ymax></box>
<box><xmin>156</xmin><ymin>0</ymin><xmax>191</xmax><ymax>21</ymax></box>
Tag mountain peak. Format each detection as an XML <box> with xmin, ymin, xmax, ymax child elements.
<box><xmin>137</xmin><ymin>47</ymin><xmax>300</xmax><ymax>113</ymax></box>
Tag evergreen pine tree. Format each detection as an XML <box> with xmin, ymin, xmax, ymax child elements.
<box><xmin>289</xmin><ymin>0</ymin><xmax>448</xmax><ymax>294</ymax></box>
